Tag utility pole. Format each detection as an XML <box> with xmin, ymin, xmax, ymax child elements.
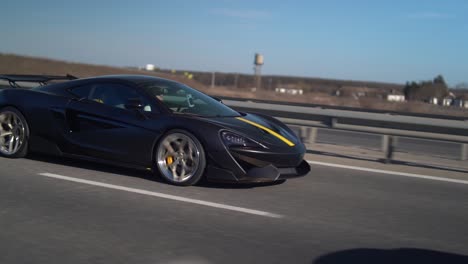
<box><xmin>234</xmin><ymin>74</ymin><xmax>239</xmax><ymax>89</ymax></box>
<box><xmin>211</xmin><ymin>72</ymin><xmax>215</xmax><ymax>88</ymax></box>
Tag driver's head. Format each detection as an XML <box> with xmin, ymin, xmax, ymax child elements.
<box><xmin>149</xmin><ymin>86</ymin><xmax>165</xmax><ymax>101</ymax></box>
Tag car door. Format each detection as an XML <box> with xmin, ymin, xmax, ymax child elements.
<box><xmin>64</xmin><ymin>82</ymin><xmax>160</xmax><ymax>166</ymax></box>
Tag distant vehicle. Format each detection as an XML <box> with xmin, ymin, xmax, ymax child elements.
<box><xmin>0</xmin><ymin>74</ymin><xmax>310</xmax><ymax>186</ymax></box>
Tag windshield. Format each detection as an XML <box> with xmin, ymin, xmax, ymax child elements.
<box><xmin>140</xmin><ymin>80</ymin><xmax>240</xmax><ymax>117</ymax></box>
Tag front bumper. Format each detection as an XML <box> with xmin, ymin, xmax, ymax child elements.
<box><xmin>205</xmin><ymin>159</ymin><xmax>310</xmax><ymax>183</ymax></box>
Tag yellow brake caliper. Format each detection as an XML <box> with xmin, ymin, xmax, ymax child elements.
<box><xmin>166</xmin><ymin>156</ymin><xmax>174</xmax><ymax>166</ymax></box>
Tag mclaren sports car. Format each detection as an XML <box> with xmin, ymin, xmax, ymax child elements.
<box><xmin>0</xmin><ymin>74</ymin><xmax>310</xmax><ymax>186</ymax></box>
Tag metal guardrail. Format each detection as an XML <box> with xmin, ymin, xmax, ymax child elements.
<box><xmin>217</xmin><ymin>96</ymin><xmax>468</xmax><ymax>121</ymax></box>
<box><xmin>223</xmin><ymin>99</ymin><xmax>468</xmax><ymax>162</ymax></box>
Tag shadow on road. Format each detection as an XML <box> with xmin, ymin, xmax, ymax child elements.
<box><xmin>26</xmin><ymin>153</ymin><xmax>159</xmax><ymax>180</ymax></box>
<box><xmin>197</xmin><ymin>179</ymin><xmax>286</xmax><ymax>189</ymax></box>
<box><xmin>313</xmin><ymin>248</ymin><xmax>468</xmax><ymax>264</ymax></box>
<box><xmin>26</xmin><ymin>153</ymin><xmax>285</xmax><ymax>189</ymax></box>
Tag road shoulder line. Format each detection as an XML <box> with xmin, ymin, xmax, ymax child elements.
<box><xmin>38</xmin><ymin>173</ymin><xmax>283</xmax><ymax>218</ymax></box>
<box><xmin>308</xmin><ymin>160</ymin><xmax>468</xmax><ymax>185</ymax></box>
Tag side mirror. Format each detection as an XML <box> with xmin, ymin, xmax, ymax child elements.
<box><xmin>125</xmin><ymin>98</ymin><xmax>144</xmax><ymax>110</ymax></box>
<box><xmin>211</xmin><ymin>96</ymin><xmax>223</xmax><ymax>103</ymax></box>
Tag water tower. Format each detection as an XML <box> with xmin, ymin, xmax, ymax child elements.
<box><xmin>254</xmin><ymin>53</ymin><xmax>264</xmax><ymax>90</ymax></box>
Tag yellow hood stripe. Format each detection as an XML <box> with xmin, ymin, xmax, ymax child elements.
<box><xmin>236</xmin><ymin>117</ymin><xmax>295</xmax><ymax>147</ymax></box>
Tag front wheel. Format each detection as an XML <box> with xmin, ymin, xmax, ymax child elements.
<box><xmin>0</xmin><ymin>107</ymin><xmax>29</xmax><ymax>158</ymax></box>
<box><xmin>155</xmin><ymin>129</ymin><xmax>206</xmax><ymax>186</ymax></box>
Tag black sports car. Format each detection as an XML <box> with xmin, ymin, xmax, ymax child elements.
<box><xmin>0</xmin><ymin>74</ymin><xmax>310</xmax><ymax>186</ymax></box>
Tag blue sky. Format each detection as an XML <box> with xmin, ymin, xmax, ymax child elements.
<box><xmin>1</xmin><ymin>0</ymin><xmax>467</xmax><ymax>85</ymax></box>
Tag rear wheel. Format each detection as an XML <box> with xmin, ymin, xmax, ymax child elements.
<box><xmin>155</xmin><ymin>130</ymin><xmax>206</xmax><ymax>186</ymax></box>
<box><xmin>0</xmin><ymin>107</ymin><xmax>29</xmax><ymax>158</ymax></box>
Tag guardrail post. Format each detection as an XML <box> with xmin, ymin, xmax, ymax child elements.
<box><xmin>382</xmin><ymin>135</ymin><xmax>395</xmax><ymax>164</ymax></box>
<box><xmin>310</xmin><ymin>127</ymin><xmax>317</xmax><ymax>145</ymax></box>
<box><xmin>300</xmin><ymin>127</ymin><xmax>309</xmax><ymax>144</ymax></box>
<box><xmin>382</xmin><ymin>135</ymin><xmax>389</xmax><ymax>153</ymax></box>
<box><xmin>300</xmin><ymin>127</ymin><xmax>317</xmax><ymax>146</ymax></box>
<box><xmin>461</xmin><ymin>144</ymin><xmax>468</xmax><ymax>161</ymax></box>
<box><xmin>330</xmin><ymin>118</ymin><xmax>338</xmax><ymax>128</ymax></box>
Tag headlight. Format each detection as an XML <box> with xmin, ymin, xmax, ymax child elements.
<box><xmin>221</xmin><ymin>131</ymin><xmax>265</xmax><ymax>148</ymax></box>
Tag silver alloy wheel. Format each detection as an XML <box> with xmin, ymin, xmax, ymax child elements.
<box><xmin>0</xmin><ymin>111</ymin><xmax>26</xmax><ymax>156</ymax></box>
<box><xmin>156</xmin><ymin>132</ymin><xmax>200</xmax><ymax>183</ymax></box>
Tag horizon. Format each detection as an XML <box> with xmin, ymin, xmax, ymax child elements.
<box><xmin>1</xmin><ymin>0</ymin><xmax>468</xmax><ymax>86</ymax></box>
<box><xmin>0</xmin><ymin>52</ymin><xmax>409</xmax><ymax>86</ymax></box>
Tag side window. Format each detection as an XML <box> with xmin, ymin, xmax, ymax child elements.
<box><xmin>69</xmin><ymin>85</ymin><xmax>92</xmax><ymax>99</ymax></box>
<box><xmin>142</xmin><ymin>82</ymin><xmax>191</xmax><ymax>111</ymax></box>
<box><xmin>89</xmin><ymin>83</ymin><xmax>152</xmax><ymax>112</ymax></box>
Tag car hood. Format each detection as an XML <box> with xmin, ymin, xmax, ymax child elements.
<box><xmin>203</xmin><ymin>113</ymin><xmax>301</xmax><ymax>148</ymax></box>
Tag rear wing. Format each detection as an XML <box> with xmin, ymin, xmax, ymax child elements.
<box><xmin>0</xmin><ymin>74</ymin><xmax>78</xmax><ymax>88</ymax></box>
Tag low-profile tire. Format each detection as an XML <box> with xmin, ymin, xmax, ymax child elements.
<box><xmin>0</xmin><ymin>107</ymin><xmax>29</xmax><ymax>158</ymax></box>
<box><xmin>154</xmin><ymin>129</ymin><xmax>206</xmax><ymax>186</ymax></box>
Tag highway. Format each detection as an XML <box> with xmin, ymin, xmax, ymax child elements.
<box><xmin>1</xmin><ymin>155</ymin><xmax>468</xmax><ymax>263</ymax></box>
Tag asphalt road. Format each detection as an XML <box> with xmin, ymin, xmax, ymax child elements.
<box><xmin>1</xmin><ymin>155</ymin><xmax>468</xmax><ymax>264</ymax></box>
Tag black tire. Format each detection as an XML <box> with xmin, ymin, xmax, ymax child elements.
<box><xmin>154</xmin><ymin>129</ymin><xmax>206</xmax><ymax>186</ymax></box>
<box><xmin>0</xmin><ymin>106</ymin><xmax>29</xmax><ymax>158</ymax></box>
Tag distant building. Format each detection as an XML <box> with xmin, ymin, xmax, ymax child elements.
<box><xmin>387</xmin><ymin>94</ymin><xmax>405</xmax><ymax>102</ymax></box>
<box><xmin>453</xmin><ymin>99</ymin><xmax>464</xmax><ymax>108</ymax></box>
<box><xmin>442</xmin><ymin>93</ymin><xmax>456</xmax><ymax>106</ymax></box>
<box><xmin>145</xmin><ymin>64</ymin><xmax>155</xmax><ymax>71</ymax></box>
<box><xmin>386</xmin><ymin>89</ymin><xmax>405</xmax><ymax>102</ymax></box>
<box><xmin>275</xmin><ymin>87</ymin><xmax>303</xmax><ymax>95</ymax></box>
<box><xmin>429</xmin><ymin>97</ymin><xmax>438</xmax><ymax>105</ymax></box>
<box><xmin>453</xmin><ymin>98</ymin><xmax>468</xmax><ymax>108</ymax></box>
<box><xmin>442</xmin><ymin>97</ymin><xmax>453</xmax><ymax>106</ymax></box>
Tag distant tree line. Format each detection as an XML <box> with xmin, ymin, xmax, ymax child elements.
<box><xmin>404</xmin><ymin>75</ymin><xmax>449</xmax><ymax>101</ymax></box>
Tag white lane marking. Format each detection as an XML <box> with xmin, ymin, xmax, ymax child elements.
<box><xmin>308</xmin><ymin>160</ymin><xmax>468</xmax><ymax>185</ymax></box>
<box><xmin>38</xmin><ymin>173</ymin><xmax>282</xmax><ymax>218</ymax></box>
